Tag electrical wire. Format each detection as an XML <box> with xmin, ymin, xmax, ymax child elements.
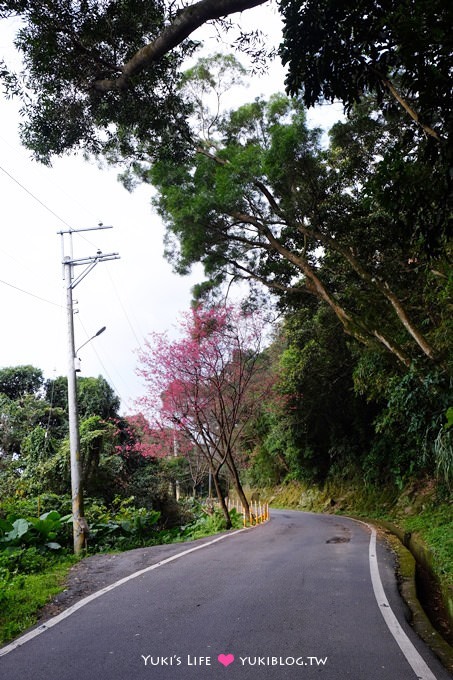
<box><xmin>0</xmin><ymin>162</ymin><xmax>106</xmax><ymax>250</ymax></box>
<box><xmin>0</xmin><ymin>277</ymin><xmax>63</xmax><ymax>308</ymax></box>
<box><xmin>0</xmin><ymin>161</ymin><xmax>117</xmax><ymax>354</ymax></box>
<box><xmin>0</xmin><ymin>246</ymin><xmax>47</xmax><ymax>279</ymax></box>
<box><xmin>106</xmin><ymin>266</ymin><xmax>145</xmax><ymax>349</ymax></box>
<box><xmin>0</xmin><ymin>130</ymin><xmax>102</xmax><ymax>227</ymax></box>
<box><xmin>0</xmin><ymin>163</ymin><xmax>73</xmax><ymax>228</ymax></box>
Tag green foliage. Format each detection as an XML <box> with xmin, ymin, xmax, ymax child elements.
<box><xmin>0</xmin><ymin>365</ymin><xmax>43</xmax><ymax>399</ymax></box>
<box><xmin>434</xmin><ymin>425</ymin><xmax>453</xmax><ymax>489</ymax></box>
<box><xmin>19</xmin><ymin>426</ymin><xmax>61</xmax><ymax>494</ymax></box>
<box><xmin>328</xmin><ymin>98</ymin><xmax>451</xmax><ymax>254</ymax></box>
<box><xmin>0</xmin><ymin>497</ymin><xmax>164</xmax><ymax>554</ymax></box>
<box><xmin>0</xmin><ymin>557</ymin><xmax>76</xmax><ymax>643</ymax></box>
<box><xmin>125</xmin><ymin>456</ymin><xmax>174</xmax><ymax>510</ymax></box>
<box><xmin>78</xmin><ymin>415</ymin><xmax>118</xmax><ymax>493</ymax></box>
<box><xmin>0</xmin><ymin>493</ymin><xmax>72</xmax><ymax>520</ymax></box>
<box><xmin>1</xmin><ymin>0</ymin><xmax>194</xmax><ymax>164</ymax></box>
<box><xmin>0</xmin><ymin>546</ymin><xmax>52</xmax><ymax>576</ymax></box>
<box><xmin>84</xmin><ymin>497</ymin><xmax>161</xmax><ymax>550</ymax></box>
<box><xmin>246</xmin><ymin>414</ymin><xmax>289</xmax><ymax>487</ymax></box>
<box><xmin>180</xmin><ymin>52</ymin><xmax>247</xmax><ymax>144</ymax></box>
<box><xmin>88</xmin><ymin>497</ymin><xmax>246</xmax><ymax>549</ymax></box>
<box><xmin>271</xmin><ymin>306</ymin><xmax>375</xmax><ymax>482</ymax></box>
<box><xmin>358</xmin><ymin>367</ymin><xmax>451</xmax><ymax>486</ymax></box>
<box><xmin>446</xmin><ymin>408</ymin><xmax>453</xmax><ymax>430</ymax></box>
<box><xmin>435</xmin><ymin>405</ymin><xmax>453</xmax><ymax>488</ymax></box>
<box><xmin>77</xmin><ymin>376</ymin><xmax>121</xmax><ymax>419</ymax></box>
<box><xmin>0</xmin><ymin>391</ymin><xmax>64</xmax><ymax>462</ymax></box>
<box><xmin>45</xmin><ymin>374</ymin><xmax>121</xmax><ymax>420</ymax></box>
<box><xmin>0</xmin><ymin>510</ymin><xmax>72</xmax><ymax>551</ymax></box>
<box><xmin>0</xmin><ymin>367</ymin><xmax>144</xmax><ymax>504</ymax></box>
<box><xmin>403</xmin><ymin>503</ymin><xmax>453</xmax><ymax>585</ymax></box>
<box><xmin>280</xmin><ymin>0</ymin><xmax>451</xmax><ymax>139</ymax></box>
<box><xmin>248</xmin><ymin>297</ymin><xmax>450</xmax><ymax>489</ymax></box>
<box><xmin>182</xmin><ymin>507</ymin><xmax>243</xmax><ymax>540</ymax></box>
<box><xmin>15</xmin><ymin>414</ymin><xmax>128</xmax><ymax>500</ymax></box>
<box><xmin>151</xmin><ymin>70</ymin><xmax>449</xmax><ymax>392</ymax></box>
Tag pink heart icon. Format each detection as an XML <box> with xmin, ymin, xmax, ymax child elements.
<box><xmin>218</xmin><ymin>654</ymin><xmax>235</xmax><ymax>667</ymax></box>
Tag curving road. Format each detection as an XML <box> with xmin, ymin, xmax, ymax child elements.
<box><xmin>0</xmin><ymin>510</ymin><xmax>450</xmax><ymax>680</ymax></box>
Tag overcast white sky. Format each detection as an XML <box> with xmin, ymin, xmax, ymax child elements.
<box><xmin>0</xmin><ymin>4</ymin><xmax>343</xmax><ymax>414</ymax></box>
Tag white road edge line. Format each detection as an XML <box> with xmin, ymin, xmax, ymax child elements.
<box><xmin>367</xmin><ymin>523</ymin><xmax>437</xmax><ymax>680</ymax></box>
<box><xmin>0</xmin><ymin>528</ymin><xmax>248</xmax><ymax>658</ymax></box>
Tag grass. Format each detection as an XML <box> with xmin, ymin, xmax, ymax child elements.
<box><xmin>402</xmin><ymin>504</ymin><xmax>453</xmax><ymax>585</ymax></box>
<box><xmin>0</xmin><ymin>556</ymin><xmax>78</xmax><ymax>643</ymax></box>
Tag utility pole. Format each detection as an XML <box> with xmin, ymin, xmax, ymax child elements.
<box><xmin>59</xmin><ymin>225</ymin><xmax>120</xmax><ymax>554</ymax></box>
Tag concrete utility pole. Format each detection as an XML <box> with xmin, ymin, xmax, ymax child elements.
<box><xmin>59</xmin><ymin>226</ymin><xmax>120</xmax><ymax>555</ymax></box>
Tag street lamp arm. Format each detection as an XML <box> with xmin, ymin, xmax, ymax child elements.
<box><xmin>76</xmin><ymin>326</ymin><xmax>107</xmax><ymax>354</ymax></box>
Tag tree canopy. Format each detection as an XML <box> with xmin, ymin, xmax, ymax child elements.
<box><xmin>0</xmin><ymin>367</ymin><xmax>156</xmax><ymax>503</ymax></box>
<box><xmin>0</xmin><ymin>0</ymin><xmax>265</xmax><ymax>163</ymax></box>
<box><xmin>280</xmin><ymin>0</ymin><xmax>452</xmax><ymax>143</ymax></box>
<box><xmin>149</xmin><ymin>87</ymin><xmax>450</xmax><ymax>376</ymax></box>
<box><xmin>1</xmin><ymin>0</ymin><xmax>451</xmax><ymax>163</ymax></box>
<box><xmin>0</xmin><ymin>365</ymin><xmax>44</xmax><ymax>400</ymax></box>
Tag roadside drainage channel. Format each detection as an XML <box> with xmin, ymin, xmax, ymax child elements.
<box><xmin>374</xmin><ymin>519</ymin><xmax>453</xmax><ymax>674</ymax></box>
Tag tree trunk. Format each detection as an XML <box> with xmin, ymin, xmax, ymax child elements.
<box><xmin>226</xmin><ymin>454</ymin><xmax>250</xmax><ymax>521</ymax></box>
<box><xmin>211</xmin><ymin>467</ymin><xmax>232</xmax><ymax>529</ymax></box>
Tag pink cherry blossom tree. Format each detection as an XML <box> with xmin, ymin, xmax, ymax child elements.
<box><xmin>136</xmin><ymin>304</ymin><xmax>274</xmax><ymax>528</ymax></box>
<box><xmin>117</xmin><ymin>413</ymin><xmax>164</xmax><ymax>459</ymax></box>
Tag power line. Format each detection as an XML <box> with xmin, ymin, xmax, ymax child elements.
<box><xmin>106</xmin><ymin>267</ymin><xmax>144</xmax><ymax>349</ymax></box>
<box><xmin>0</xmin><ymin>277</ymin><xmax>63</xmax><ymax>308</ymax></box>
<box><xmin>0</xmin><ymin>163</ymin><xmax>104</xmax><ymax>250</ymax></box>
<box><xmin>0</xmin><ymin>163</ymin><xmax>73</xmax><ymax>228</ymax></box>
<box><xmin>0</xmin><ymin>246</ymin><xmax>44</xmax><ymax>279</ymax></box>
<box><xmin>0</xmin><ymin>131</ymin><xmax>102</xmax><ymax>226</ymax></box>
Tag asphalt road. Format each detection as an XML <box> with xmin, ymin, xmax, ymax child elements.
<box><xmin>0</xmin><ymin>510</ymin><xmax>450</xmax><ymax>680</ymax></box>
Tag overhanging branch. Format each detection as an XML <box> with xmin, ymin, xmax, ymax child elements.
<box><xmin>378</xmin><ymin>74</ymin><xmax>443</xmax><ymax>142</ymax></box>
<box><xmin>92</xmin><ymin>0</ymin><xmax>266</xmax><ymax>92</ymax></box>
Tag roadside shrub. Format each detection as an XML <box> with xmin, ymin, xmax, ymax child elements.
<box><xmin>183</xmin><ymin>508</ymin><xmax>243</xmax><ymax>540</ymax></box>
<box><xmin>0</xmin><ymin>511</ymin><xmax>72</xmax><ymax>552</ymax></box>
<box><xmin>0</xmin><ymin>547</ymin><xmax>51</xmax><ymax>576</ymax></box>
<box><xmin>0</xmin><ymin>494</ymin><xmax>72</xmax><ymax>520</ymax></box>
<box><xmin>84</xmin><ymin>497</ymin><xmax>161</xmax><ymax>551</ymax></box>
